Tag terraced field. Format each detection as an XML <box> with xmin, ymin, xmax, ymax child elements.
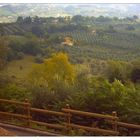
<box><xmin>54</xmin><ymin>30</ymin><xmax>140</xmax><ymax>61</ymax></box>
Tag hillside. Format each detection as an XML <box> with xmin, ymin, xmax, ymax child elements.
<box><xmin>0</xmin><ymin>15</ymin><xmax>140</xmax><ymax>62</ymax></box>
<box><xmin>0</xmin><ymin>6</ymin><xmax>140</xmax><ymax>135</ymax></box>
<box><xmin>2</xmin><ymin>55</ymin><xmax>35</xmax><ymax>84</ymax></box>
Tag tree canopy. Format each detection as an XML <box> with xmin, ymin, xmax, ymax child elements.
<box><xmin>29</xmin><ymin>52</ymin><xmax>75</xmax><ymax>89</ymax></box>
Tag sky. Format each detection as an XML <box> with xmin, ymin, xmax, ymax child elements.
<box><xmin>0</xmin><ymin>0</ymin><xmax>140</xmax><ymax>3</ymax></box>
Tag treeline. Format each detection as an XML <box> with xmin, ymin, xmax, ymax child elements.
<box><xmin>1</xmin><ymin>14</ymin><xmax>139</xmax><ymax>36</ymax></box>
<box><xmin>16</xmin><ymin>15</ymin><xmax>139</xmax><ymax>25</ymax></box>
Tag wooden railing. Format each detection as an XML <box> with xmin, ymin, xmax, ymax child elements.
<box><xmin>0</xmin><ymin>98</ymin><xmax>140</xmax><ymax>136</ymax></box>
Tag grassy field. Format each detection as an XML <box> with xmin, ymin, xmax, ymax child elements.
<box><xmin>2</xmin><ymin>55</ymin><xmax>35</xmax><ymax>83</ymax></box>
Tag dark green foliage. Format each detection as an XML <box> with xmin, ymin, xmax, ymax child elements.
<box><xmin>6</xmin><ymin>35</ymin><xmax>42</xmax><ymax>60</ymax></box>
<box><xmin>106</xmin><ymin>25</ymin><xmax>116</xmax><ymax>33</ymax></box>
<box><xmin>96</xmin><ymin>16</ymin><xmax>111</xmax><ymax>22</ymax></box>
<box><xmin>126</xmin><ymin>25</ymin><xmax>135</xmax><ymax>31</ymax></box>
<box><xmin>0</xmin><ymin>73</ymin><xmax>10</xmax><ymax>88</ymax></box>
<box><xmin>0</xmin><ymin>37</ymin><xmax>8</xmax><ymax>69</ymax></box>
<box><xmin>33</xmin><ymin>16</ymin><xmax>41</xmax><ymax>24</ymax></box>
<box><xmin>130</xmin><ymin>59</ymin><xmax>140</xmax><ymax>83</ymax></box>
<box><xmin>75</xmin><ymin>71</ymin><xmax>90</xmax><ymax>92</ymax></box>
<box><xmin>16</xmin><ymin>16</ymin><xmax>32</xmax><ymax>24</ymax></box>
<box><xmin>16</xmin><ymin>16</ymin><xmax>24</xmax><ymax>24</ymax></box>
<box><xmin>31</xmin><ymin>26</ymin><xmax>44</xmax><ymax>37</ymax></box>
<box><xmin>105</xmin><ymin>60</ymin><xmax>132</xmax><ymax>83</ymax></box>
<box><xmin>31</xmin><ymin>86</ymin><xmax>53</xmax><ymax>108</ymax></box>
<box><xmin>71</xmin><ymin>15</ymin><xmax>84</xmax><ymax>23</ymax></box>
<box><xmin>0</xmin><ymin>82</ymin><xmax>30</xmax><ymax>113</ymax></box>
<box><xmin>131</xmin><ymin>68</ymin><xmax>140</xmax><ymax>83</ymax></box>
<box><xmin>46</xmin><ymin>24</ymin><xmax>87</xmax><ymax>33</ymax></box>
<box><xmin>23</xmin><ymin>16</ymin><xmax>32</xmax><ymax>24</ymax></box>
<box><xmin>30</xmin><ymin>80</ymin><xmax>74</xmax><ymax>110</ymax></box>
<box><xmin>0</xmin><ymin>83</ymin><xmax>29</xmax><ymax>101</ymax></box>
<box><xmin>47</xmin><ymin>34</ymin><xmax>63</xmax><ymax>44</ymax></box>
<box><xmin>0</xmin><ymin>25</ymin><xmax>5</xmax><ymax>36</ymax></box>
<box><xmin>22</xmin><ymin>38</ymin><xmax>41</xmax><ymax>55</ymax></box>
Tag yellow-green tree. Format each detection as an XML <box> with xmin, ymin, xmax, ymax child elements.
<box><xmin>29</xmin><ymin>52</ymin><xmax>75</xmax><ymax>89</ymax></box>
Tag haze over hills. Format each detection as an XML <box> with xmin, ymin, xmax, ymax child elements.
<box><xmin>0</xmin><ymin>4</ymin><xmax>140</xmax><ymax>23</ymax></box>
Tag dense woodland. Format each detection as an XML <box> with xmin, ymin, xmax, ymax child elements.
<box><xmin>0</xmin><ymin>15</ymin><xmax>140</xmax><ymax>135</ymax></box>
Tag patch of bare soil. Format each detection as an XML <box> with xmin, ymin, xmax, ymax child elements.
<box><xmin>0</xmin><ymin>127</ymin><xmax>15</xmax><ymax>136</ymax></box>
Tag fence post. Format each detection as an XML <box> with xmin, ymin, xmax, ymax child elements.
<box><xmin>112</xmin><ymin>111</ymin><xmax>118</xmax><ymax>133</ymax></box>
<box><xmin>66</xmin><ymin>104</ymin><xmax>71</xmax><ymax>124</ymax></box>
<box><xmin>25</xmin><ymin>99</ymin><xmax>31</xmax><ymax>127</ymax></box>
<box><xmin>65</xmin><ymin>104</ymin><xmax>71</xmax><ymax>134</ymax></box>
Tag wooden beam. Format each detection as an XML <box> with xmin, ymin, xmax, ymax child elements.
<box><xmin>65</xmin><ymin>123</ymin><xmax>119</xmax><ymax>135</ymax></box>
<box><xmin>30</xmin><ymin>120</ymin><xmax>66</xmax><ymax>130</ymax></box>
<box><xmin>31</xmin><ymin>108</ymin><xmax>67</xmax><ymax>117</ymax></box>
<box><xmin>117</xmin><ymin>122</ymin><xmax>140</xmax><ymax>129</ymax></box>
<box><xmin>0</xmin><ymin>111</ymin><xmax>30</xmax><ymax>119</ymax></box>
<box><xmin>0</xmin><ymin>99</ymin><xmax>29</xmax><ymax>106</ymax></box>
<box><xmin>62</xmin><ymin>108</ymin><xmax>118</xmax><ymax>120</ymax></box>
<box><xmin>107</xmin><ymin>120</ymin><xmax>140</xmax><ymax>129</ymax></box>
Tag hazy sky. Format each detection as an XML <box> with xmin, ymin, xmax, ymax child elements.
<box><xmin>0</xmin><ymin>0</ymin><xmax>139</xmax><ymax>3</ymax></box>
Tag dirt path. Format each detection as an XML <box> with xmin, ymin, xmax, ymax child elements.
<box><xmin>0</xmin><ymin>127</ymin><xmax>15</xmax><ymax>136</ymax></box>
<box><xmin>0</xmin><ymin>123</ymin><xmax>60</xmax><ymax>136</ymax></box>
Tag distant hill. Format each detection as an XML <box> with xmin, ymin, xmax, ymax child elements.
<box><xmin>0</xmin><ymin>4</ymin><xmax>140</xmax><ymax>23</ymax></box>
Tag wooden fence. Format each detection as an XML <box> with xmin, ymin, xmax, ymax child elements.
<box><xmin>0</xmin><ymin>98</ymin><xmax>140</xmax><ymax>136</ymax></box>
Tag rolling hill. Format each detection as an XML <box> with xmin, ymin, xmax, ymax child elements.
<box><xmin>0</xmin><ymin>4</ymin><xmax>140</xmax><ymax>23</ymax></box>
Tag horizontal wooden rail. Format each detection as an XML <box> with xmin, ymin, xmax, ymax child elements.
<box><xmin>65</xmin><ymin>123</ymin><xmax>119</xmax><ymax>135</ymax></box>
<box><xmin>0</xmin><ymin>99</ymin><xmax>29</xmax><ymax>106</ymax></box>
<box><xmin>31</xmin><ymin>108</ymin><xmax>67</xmax><ymax>117</ymax></box>
<box><xmin>0</xmin><ymin>111</ymin><xmax>31</xmax><ymax>119</ymax></box>
<box><xmin>62</xmin><ymin>108</ymin><xmax>118</xmax><ymax>120</ymax></box>
<box><xmin>117</xmin><ymin>122</ymin><xmax>140</xmax><ymax>129</ymax></box>
<box><xmin>107</xmin><ymin>120</ymin><xmax>140</xmax><ymax>129</ymax></box>
<box><xmin>30</xmin><ymin>120</ymin><xmax>66</xmax><ymax>130</ymax></box>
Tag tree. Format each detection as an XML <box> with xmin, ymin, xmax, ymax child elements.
<box><xmin>133</xmin><ymin>15</ymin><xmax>138</xmax><ymax>20</ymax></box>
<box><xmin>22</xmin><ymin>35</ymin><xmax>42</xmax><ymax>55</ymax></box>
<box><xmin>84</xmin><ymin>77</ymin><xmax>127</xmax><ymax>114</ymax></box>
<box><xmin>71</xmin><ymin>15</ymin><xmax>84</xmax><ymax>23</ymax></box>
<box><xmin>28</xmin><ymin>52</ymin><xmax>76</xmax><ymax>89</ymax></box>
<box><xmin>23</xmin><ymin>16</ymin><xmax>32</xmax><ymax>24</ymax></box>
<box><xmin>105</xmin><ymin>60</ymin><xmax>132</xmax><ymax>83</ymax></box>
<box><xmin>96</xmin><ymin>16</ymin><xmax>111</xmax><ymax>22</ymax></box>
<box><xmin>6</xmin><ymin>35</ymin><xmax>42</xmax><ymax>57</ymax></box>
<box><xmin>130</xmin><ymin>59</ymin><xmax>140</xmax><ymax>83</ymax></box>
<box><xmin>16</xmin><ymin>16</ymin><xmax>24</xmax><ymax>24</ymax></box>
<box><xmin>0</xmin><ymin>25</ymin><xmax>5</xmax><ymax>36</ymax></box>
<box><xmin>106</xmin><ymin>25</ymin><xmax>116</xmax><ymax>33</ymax></box>
<box><xmin>28</xmin><ymin>53</ymin><xmax>76</xmax><ymax>109</ymax></box>
<box><xmin>33</xmin><ymin>16</ymin><xmax>40</xmax><ymax>24</ymax></box>
<box><xmin>1</xmin><ymin>84</ymin><xmax>29</xmax><ymax>101</ymax></box>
